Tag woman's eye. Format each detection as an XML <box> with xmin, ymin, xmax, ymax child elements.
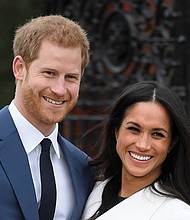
<box><xmin>66</xmin><ymin>74</ymin><xmax>79</xmax><ymax>81</ymax></box>
<box><xmin>128</xmin><ymin>127</ymin><xmax>140</xmax><ymax>133</ymax></box>
<box><xmin>152</xmin><ymin>132</ymin><xmax>165</xmax><ymax>138</ymax></box>
<box><xmin>66</xmin><ymin>75</ymin><xmax>76</xmax><ymax>79</ymax></box>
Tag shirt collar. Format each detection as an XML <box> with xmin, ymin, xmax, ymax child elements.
<box><xmin>8</xmin><ymin>100</ymin><xmax>61</xmax><ymax>158</ymax></box>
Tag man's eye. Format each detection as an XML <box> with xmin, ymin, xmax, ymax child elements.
<box><xmin>45</xmin><ymin>71</ymin><xmax>54</xmax><ymax>76</ymax></box>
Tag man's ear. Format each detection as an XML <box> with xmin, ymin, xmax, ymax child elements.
<box><xmin>168</xmin><ymin>135</ymin><xmax>179</xmax><ymax>153</ymax></box>
<box><xmin>12</xmin><ymin>55</ymin><xmax>26</xmax><ymax>80</ymax></box>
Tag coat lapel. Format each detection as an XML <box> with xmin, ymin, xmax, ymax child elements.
<box><xmin>0</xmin><ymin>106</ymin><xmax>39</xmax><ymax>220</ymax></box>
<box><xmin>97</xmin><ymin>186</ymin><xmax>167</xmax><ymax>220</ymax></box>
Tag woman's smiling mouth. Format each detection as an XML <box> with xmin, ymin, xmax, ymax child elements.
<box><xmin>129</xmin><ymin>151</ymin><xmax>152</xmax><ymax>161</ymax></box>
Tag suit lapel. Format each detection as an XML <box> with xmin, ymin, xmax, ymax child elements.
<box><xmin>0</xmin><ymin>106</ymin><xmax>39</xmax><ymax>220</ymax></box>
<box><xmin>58</xmin><ymin>135</ymin><xmax>87</xmax><ymax>220</ymax></box>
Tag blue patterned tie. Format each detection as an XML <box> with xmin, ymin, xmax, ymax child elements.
<box><xmin>39</xmin><ymin>138</ymin><xmax>56</xmax><ymax>220</ymax></box>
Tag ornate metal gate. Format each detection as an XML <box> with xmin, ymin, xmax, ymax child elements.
<box><xmin>42</xmin><ymin>0</ymin><xmax>190</xmax><ymax>156</ymax></box>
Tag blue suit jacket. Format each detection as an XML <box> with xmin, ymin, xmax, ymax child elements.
<box><xmin>0</xmin><ymin>106</ymin><xmax>95</xmax><ymax>220</ymax></box>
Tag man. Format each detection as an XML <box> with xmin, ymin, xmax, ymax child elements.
<box><xmin>0</xmin><ymin>15</ymin><xmax>94</xmax><ymax>220</ymax></box>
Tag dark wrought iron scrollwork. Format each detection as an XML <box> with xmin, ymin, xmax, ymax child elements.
<box><xmin>101</xmin><ymin>11</ymin><xmax>134</xmax><ymax>74</ymax></box>
<box><xmin>42</xmin><ymin>0</ymin><xmax>186</xmax><ymax>92</ymax></box>
<box><xmin>74</xmin><ymin>0</ymin><xmax>185</xmax><ymax>90</ymax></box>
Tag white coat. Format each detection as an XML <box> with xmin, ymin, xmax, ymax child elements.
<box><xmin>81</xmin><ymin>180</ymin><xmax>190</xmax><ymax>220</ymax></box>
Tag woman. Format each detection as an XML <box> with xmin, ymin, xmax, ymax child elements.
<box><xmin>81</xmin><ymin>81</ymin><xmax>190</xmax><ymax>220</ymax></box>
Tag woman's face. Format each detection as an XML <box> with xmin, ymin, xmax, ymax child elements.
<box><xmin>115</xmin><ymin>101</ymin><xmax>172</xmax><ymax>184</ymax></box>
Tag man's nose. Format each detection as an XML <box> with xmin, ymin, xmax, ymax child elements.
<box><xmin>51</xmin><ymin>77</ymin><xmax>67</xmax><ymax>96</ymax></box>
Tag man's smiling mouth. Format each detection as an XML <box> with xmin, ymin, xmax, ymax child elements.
<box><xmin>129</xmin><ymin>151</ymin><xmax>152</xmax><ymax>161</ymax></box>
<box><xmin>43</xmin><ymin>97</ymin><xmax>64</xmax><ymax>105</ymax></box>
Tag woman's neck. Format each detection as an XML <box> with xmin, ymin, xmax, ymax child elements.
<box><xmin>119</xmin><ymin>171</ymin><xmax>159</xmax><ymax>197</ymax></box>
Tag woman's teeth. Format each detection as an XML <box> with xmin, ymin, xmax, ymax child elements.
<box><xmin>129</xmin><ymin>152</ymin><xmax>152</xmax><ymax>161</ymax></box>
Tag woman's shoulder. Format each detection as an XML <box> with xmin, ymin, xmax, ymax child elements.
<box><xmin>152</xmin><ymin>197</ymin><xmax>190</xmax><ymax>219</ymax></box>
<box><xmin>93</xmin><ymin>179</ymin><xmax>110</xmax><ymax>189</ymax></box>
<box><xmin>163</xmin><ymin>197</ymin><xmax>190</xmax><ymax>212</ymax></box>
<box><xmin>145</xmin><ymin>183</ymin><xmax>190</xmax><ymax>219</ymax></box>
<box><xmin>81</xmin><ymin>179</ymin><xmax>109</xmax><ymax>220</ymax></box>
<box><xmin>85</xmin><ymin>179</ymin><xmax>109</xmax><ymax>203</ymax></box>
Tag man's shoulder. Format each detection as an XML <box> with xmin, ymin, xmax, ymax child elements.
<box><xmin>0</xmin><ymin>106</ymin><xmax>15</xmax><ymax>137</ymax></box>
<box><xmin>0</xmin><ymin>105</ymin><xmax>9</xmax><ymax>116</ymax></box>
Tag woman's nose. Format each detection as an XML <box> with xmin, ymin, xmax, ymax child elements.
<box><xmin>135</xmin><ymin>134</ymin><xmax>151</xmax><ymax>151</ymax></box>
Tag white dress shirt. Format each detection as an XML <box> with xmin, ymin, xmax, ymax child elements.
<box><xmin>9</xmin><ymin>100</ymin><xmax>75</xmax><ymax>219</ymax></box>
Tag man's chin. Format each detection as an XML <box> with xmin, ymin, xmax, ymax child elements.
<box><xmin>49</xmin><ymin>115</ymin><xmax>66</xmax><ymax>124</ymax></box>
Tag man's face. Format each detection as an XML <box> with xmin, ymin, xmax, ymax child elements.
<box><xmin>14</xmin><ymin>40</ymin><xmax>82</xmax><ymax>133</ymax></box>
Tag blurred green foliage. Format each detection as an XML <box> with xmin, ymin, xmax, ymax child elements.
<box><xmin>0</xmin><ymin>0</ymin><xmax>42</xmax><ymax>108</ymax></box>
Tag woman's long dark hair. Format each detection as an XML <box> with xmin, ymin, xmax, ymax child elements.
<box><xmin>89</xmin><ymin>81</ymin><xmax>190</xmax><ymax>219</ymax></box>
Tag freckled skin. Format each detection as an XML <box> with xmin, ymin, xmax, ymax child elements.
<box><xmin>13</xmin><ymin>40</ymin><xmax>82</xmax><ymax>136</ymax></box>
